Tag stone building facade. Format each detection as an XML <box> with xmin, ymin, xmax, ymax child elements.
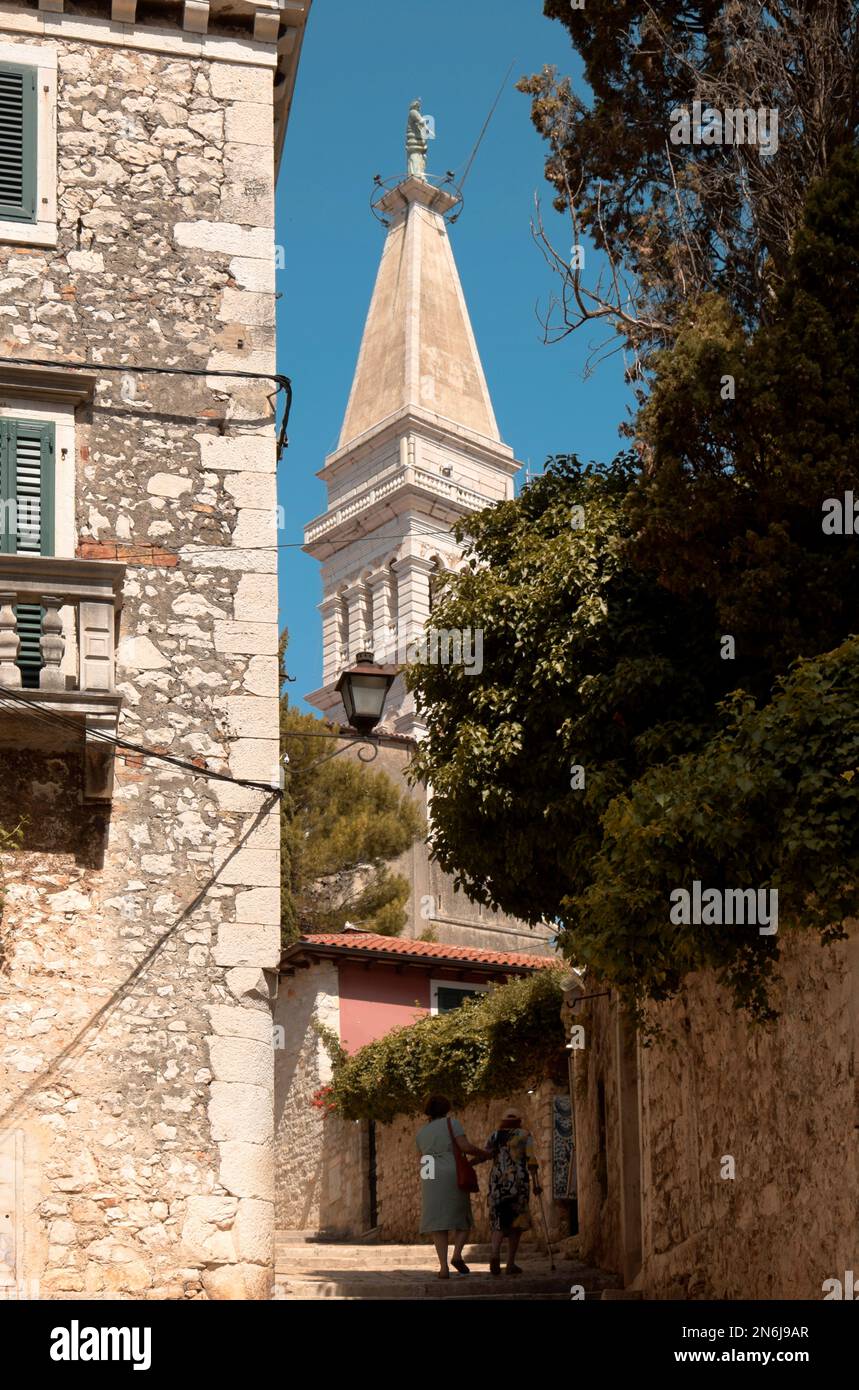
<box><xmin>570</xmin><ymin>926</ymin><xmax>859</xmax><ymax>1298</ymax></box>
<box><xmin>0</xmin><ymin>0</ymin><xmax>310</xmax><ymax>1300</ymax></box>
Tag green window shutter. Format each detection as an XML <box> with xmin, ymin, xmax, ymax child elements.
<box><xmin>8</xmin><ymin>418</ymin><xmax>55</xmax><ymax>557</ymax></box>
<box><xmin>0</xmin><ymin>62</ymin><xmax>37</xmax><ymax>224</ymax></box>
<box><xmin>0</xmin><ymin>419</ymin><xmax>55</xmax><ymax>686</ymax></box>
<box><xmin>436</xmin><ymin>986</ymin><xmax>483</xmax><ymax>1014</ymax></box>
<box><xmin>0</xmin><ymin>422</ymin><xmax>10</xmax><ymax>555</ymax></box>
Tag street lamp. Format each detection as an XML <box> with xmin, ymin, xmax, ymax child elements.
<box><xmin>335</xmin><ymin>651</ymin><xmax>398</xmax><ymax>735</ymax></box>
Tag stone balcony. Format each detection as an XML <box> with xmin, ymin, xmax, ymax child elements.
<box><xmin>304</xmin><ymin>463</ymin><xmax>493</xmax><ymax>553</ymax></box>
<box><xmin>0</xmin><ymin>555</ymin><xmax>126</xmax><ymax>800</ymax></box>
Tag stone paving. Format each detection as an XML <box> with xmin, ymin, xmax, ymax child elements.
<box><xmin>274</xmin><ymin>1231</ymin><xmax>622</xmax><ymax>1301</ymax></box>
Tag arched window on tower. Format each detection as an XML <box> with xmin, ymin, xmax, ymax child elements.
<box><xmin>336</xmin><ymin>589</ymin><xmax>349</xmax><ymax>667</ymax></box>
<box><xmin>429</xmin><ymin>556</ymin><xmax>445</xmax><ymax>614</ymax></box>
<box><xmin>387</xmin><ymin>558</ymin><xmax>400</xmax><ymax>661</ymax></box>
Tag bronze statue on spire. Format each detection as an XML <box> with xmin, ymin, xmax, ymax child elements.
<box><xmin>405</xmin><ymin>98</ymin><xmax>428</xmax><ymax>180</ymax></box>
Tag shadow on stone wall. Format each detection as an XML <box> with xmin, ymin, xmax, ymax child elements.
<box><xmin>0</xmin><ymin>750</ymin><xmax>109</xmax><ymax>974</ymax></box>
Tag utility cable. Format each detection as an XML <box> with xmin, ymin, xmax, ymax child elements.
<box><xmin>458</xmin><ymin>59</ymin><xmax>517</xmax><ymax>193</ymax></box>
<box><xmin>83</xmin><ymin>522</ymin><xmax>466</xmax><ymax>563</ymax></box>
<box><xmin>3</xmin><ymin>354</ymin><xmax>293</xmax><ymax>458</ymax></box>
<box><xmin>0</xmin><ymin>684</ymin><xmax>282</xmax><ymax>795</ymax></box>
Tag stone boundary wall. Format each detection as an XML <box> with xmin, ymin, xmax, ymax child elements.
<box><xmin>574</xmin><ymin>927</ymin><xmax>859</xmax><ymax>1298</ymax></box>
<box><xmin>374</xmin><ymin>1081</ymin><xmax>570</xmax><ymax>1245</ymax></box>
<box><xmin>273</xmin><ymin>960</ymin><xmax>366</xmax><ymax>1235</ymax></box>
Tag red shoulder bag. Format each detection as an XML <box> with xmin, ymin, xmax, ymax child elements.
<box><xmin>447</xmin><ymin>1117</ymin><xmax>479</xmax><ymax>1193</ymax></box>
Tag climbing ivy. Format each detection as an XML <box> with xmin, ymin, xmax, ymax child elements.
<box><xmin>561</xmin><ymin>636</ymin><xmax>859</xmax><ymax>1024</ymax></box>
<box><xmin>322</xmin><ymin>969</ymin><xmax>566</xmax><ymax>1123</ymax></box>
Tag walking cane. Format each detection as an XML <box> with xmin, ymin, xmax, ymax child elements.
<box><xmin>536</xmin><ymin>1186</ymin><xmax>555</xmax><ymax>1271</ymax></box>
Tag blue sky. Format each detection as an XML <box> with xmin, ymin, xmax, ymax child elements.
<box><xmin>276</xmin><ymin>0</ymin><xmax>634</xmax><ymax>713</ymax></box>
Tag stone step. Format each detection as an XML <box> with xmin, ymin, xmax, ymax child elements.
<box><xmin>272</xmin><ymin>1262</ymin><xmax>555</xmax><ymax>1273</ymax></box>
<box><xmin>275</xmin><ymin>1240</ymin><xmax>551</xmax><ymax>1257</ymax></box>
<box><xmin>274</xmin><ymin>1287</ymin><xmax>593</xmax><ymax>1302</ymax></box>
<box><xmin>273</xmin><ymin>1272</ymin><xmax>596</xmax><ymax>1300</ymax></box>
<box><xmin>272</xmin><ymin>1234</ymin><xmax>620</xmax><ymax>1300</ymax></box>
<box><xmin>276</xmin><ymin>1263</ymin><xmax>562</xmax><ymax>1279</ymax></box>
<box><xmin>275</xmin><ymin>1245</ymin><xmax>551</xmax><ymax>1264</ymax></box>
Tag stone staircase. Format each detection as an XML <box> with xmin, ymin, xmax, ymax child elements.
<box><xmin>274</xmin><ymin>1230</ymin><xmax>622</xmax><ymax>1301</ymax></box>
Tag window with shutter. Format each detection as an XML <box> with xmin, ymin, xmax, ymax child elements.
<box><xmin>0</xmin><ymin>419</ymin><xmax>55</xmax><ymax>687</ymax></box>
<box><xmin>0</xmin><ymin>62</ymin><xmax>37</xmax><ymax>224</ymax></box>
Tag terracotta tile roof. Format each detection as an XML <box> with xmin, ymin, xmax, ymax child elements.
<box><xmin>281</xmin><ymin>931</ymin><xmax>557</xmax><ymax>973</ymax></box>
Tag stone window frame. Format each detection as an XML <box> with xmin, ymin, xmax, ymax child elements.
<box><xmin>429</xmin><ymin>977</ymin><xmax>490</xmax><ymax>1016</ymax></box>
<box><xmin>0</xmin><ymin>40</ymin><xmax>57</xmax><ymax>249</ymax></box>
<box><xmin>0</xmin><ymin>394</ymin><xmax>78</xmax><ymax>679</ymax></box>
<box><xmin>0</xmin><ymin>396</ymin><xmax>75</xmax><ymax>557</ymax></box>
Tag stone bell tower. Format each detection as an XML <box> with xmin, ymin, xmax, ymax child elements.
<box><xmin>304</xmin><ymin>135</ymin><xmax>520</xmax><ymax>739</ymax></box>
<box><xmin>302</xmin><ymin>113</ymin><xmax>554</xmax><ymax>955</ymax></box>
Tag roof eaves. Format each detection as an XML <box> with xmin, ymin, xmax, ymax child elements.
<box><xmin>278</xmin><ymin>938</ymin><xmax>547</xmax><ymax>975</ymax></box>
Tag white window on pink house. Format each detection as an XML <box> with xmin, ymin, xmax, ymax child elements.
<box><xmin>430</xmin><ymin>979</ymin><xmax>490</xmax><ymax>1016</ymax></box>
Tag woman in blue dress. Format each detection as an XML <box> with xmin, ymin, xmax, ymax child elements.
<box><xmin>415</xmin><ymin>1095</ymin><xmax>489</xmax><ymax>1279</ymax></box>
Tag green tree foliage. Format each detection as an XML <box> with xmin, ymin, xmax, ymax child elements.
<box><xmin>279</xmin><ymin>639</ymin><xmax>424</xmax><ymax>945</ymax></box>
<box><xmin>563</xmin><ymin>637</ymin><xmax>859</xmax><ymax>1023</ymax></box>
<box><xmin>408</xmin><ymin>155</ymin><xmax>859</xmax><ymax>1021</ymax></box>
<box><xmin>324</xmin><ymin>969</ymin><xmax>566</xmax><ymax>1123</ymax></box>
<box><xmin>520</xmin><ymin>1</ymin><xmax>858</xmax><ymax>349</ymax></box>
<box><xmin>628</xmin><ymin>145</ymin><xmax>859</xmax><ymax>690</ymax></box>
<box><xmin>408</xmin><ymin>458</ymin><xmax>723</xmax><ymax>931</ymax></box>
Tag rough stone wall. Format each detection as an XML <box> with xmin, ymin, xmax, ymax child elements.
<box><xmin>374</xmin><ymin>1082</ymin><xmax>569</xmax><ymax>1245</ymax></box>
<box><xmin>0</xmin><ymin>27</ymin><xmax>281</xmax><ymax>1300</ymax></box>
<box><xmin>574</xmin><ymin>928</ymin><xmax>859</xmax><ymax>1298</ymax></box>
<box><xmin>272</xmin><ymin>960</ymin><xmax>366</xmax><ymax>1235</ymax></box>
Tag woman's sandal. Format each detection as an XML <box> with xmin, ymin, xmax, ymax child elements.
<box><xmin>489</xmin><ymin>1257</ymin><xmax>502</xmax><ymax>1277</ymax></box>
<box><xmin>505</xmin><ymin>1264</ymin><xmax>523</xmax><ymax>1275</ymax></box>
<box><xmin>436</xmin><ymin>1269</ymin><xmax>450</xmax><ymax>1280</ymax></box>
<box><xmin>451</xmin><ymin>1257</ymin><xmax>470</xmax><ymax>1275</ymax></box>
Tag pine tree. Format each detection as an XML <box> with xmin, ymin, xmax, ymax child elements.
<box><xmin>279</xmin><ymin>636</ymin><xmax>423</xmax><ymax>945</ymax></box>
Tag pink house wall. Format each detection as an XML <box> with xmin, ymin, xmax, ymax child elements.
<box><xmin>338</xmin><ymin>963</ymin><xmax>431</xmax><ymax>1053</ymax></box>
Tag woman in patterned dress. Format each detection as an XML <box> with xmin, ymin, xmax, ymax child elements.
<box><xmin>480</xmin><ymin>1108</ymin><xmax>542</xmax><ymax>1276</ymax></box>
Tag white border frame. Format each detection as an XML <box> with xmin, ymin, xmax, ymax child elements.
<box><xmin>429</xmin><ymin>978</ymin><xmax>490</xmax><ymax>1017</ymax></box>
<box><xmin>0</xmin><ymin>39</ymin><xmax>57</xmax><ymax>248</ymax></box>
<box><xmin>0</xmin><ymin>395</ymin><xmax>77</xmax><ymax>677</ymax></box>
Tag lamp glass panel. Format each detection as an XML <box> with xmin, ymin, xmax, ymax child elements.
<box><xmin>348</xmin><ymin>672</ymin><xmax>387</xmax><ymax>721</ymax></box>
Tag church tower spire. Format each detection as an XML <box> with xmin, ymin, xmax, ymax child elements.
<box><xmin>338</xmin><ymin>177</ymin><xmax>501</xmax><ymax>448</ymax></box>
<box><xmin>304</xmin><ymin>118</ymin><xmax>520</xmax><ymax>737</ymax></box>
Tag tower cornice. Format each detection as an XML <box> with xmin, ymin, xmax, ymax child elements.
<box><xmin>303</xmin><ymin>463</ymin><xmax>502</xmax><ymax>560</ymax></box>
<box><xmin>376</xmin><ymin>176</ymin><xmax>459</xmax><ymax>218</ymax></box>
<box><xmin>317</xmin><ymin>405</ymin><xmax>518</xmax><ymax>485</ymax></box>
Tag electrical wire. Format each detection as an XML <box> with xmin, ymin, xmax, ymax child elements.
<box><xmin>4</xmin><ymin>354</ymin><xmax>293</xmax><ymax>459</ymax></box>
<box><xmin>74</xmin><ymin>523</ymin><xmax>462</xmax><ymax>564</ymax></box>
<box><xmin>0</xmin><ymin>684</ymin><xmax>282</xmax><ymax>796</ymax></box>
<box><xmin>458</xmin><ymin>59</ymin><xmax>517</xmax><ymax>192</ymax></box>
